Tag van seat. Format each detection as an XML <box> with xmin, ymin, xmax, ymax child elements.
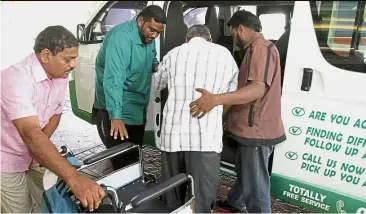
<box><xmin>205</xmin><ymin>6</ymin><xmax>220</xmax><ymax>43</ymax></box>
<box><xmin>275</xmin><ymin>29</ymin><xmax>290</xmax><ymax>89</ymax></box>
<box><xmin>217</xmin><ymin>36</ymin><xmax>233</xmax><ymax>53</ymax></box>
<box><xmin>163</xmin><ymin>1</ymin><xmax>187</xmax><ymax>56</ymax></box>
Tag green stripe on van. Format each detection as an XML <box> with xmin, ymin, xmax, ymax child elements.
<box><xmin>69</xmin><ymin>80</ymin><xmax>95</xmax><ymax>124</ymax></box>
<box><xmin>271</xmin><ymin>173</ymin><xmax>366</xmax><ymax>213</ymax></box>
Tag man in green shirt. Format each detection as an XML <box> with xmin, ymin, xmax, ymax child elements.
<box><xmin>94</xmin><ymin>5</ymin><xmax>166</xmax><ymax>170</ymax></box>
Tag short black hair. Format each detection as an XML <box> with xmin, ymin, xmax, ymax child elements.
<box><xmin>227</xmin><ymin>10</ymin><xmax>262</xmax><ymax>32</ymax></box>
<box><xmin>33</xmin><ymin>25</ymin><xmax>79</xmax><ymax>55</ymax></box>
<box><xmin>136</xmin><ymin>5</ymin><xmax>167</xmax><ymax>24</ymax></box>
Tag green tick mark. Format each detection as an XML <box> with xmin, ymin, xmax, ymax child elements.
<box><xmin>292</xmin><ymin>107</ymin><xmax>305</xmax><ymax>117</ymax></box>
<box><xmin>289</xmin><ymin>126</ymin><xmax>302</xmax><ymax>136</ymax></box>
<box><xmin>285</xmin><ymin>151</ymin><xmax>298</xmax><ymax>160</ymax></box>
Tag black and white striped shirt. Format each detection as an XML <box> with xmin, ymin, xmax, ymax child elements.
<box><xmin>154</xmin><ymin>37</ymin><xmax>239</xmax><ymax>153</ymax></box>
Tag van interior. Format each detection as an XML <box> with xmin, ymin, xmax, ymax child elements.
<box><xmin>88</xmin><ymin>0</ymin><xmax>366</xmax><ymax>174</ymax></box>
<box><xmin>160</xmin><ymin>1</ymin><xmax>295</xmax><ymax>173</ymax></box>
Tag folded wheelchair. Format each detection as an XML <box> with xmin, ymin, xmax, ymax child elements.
<box><xmin>42</xmin><ymin>142</ymin><xmax>195</xmax><ymax>213</ymax></box>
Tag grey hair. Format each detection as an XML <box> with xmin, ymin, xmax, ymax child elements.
<box><xmin>186</xmin><ymin>25</ymin><xmax>212</xmax><ymax>41</ymax></box>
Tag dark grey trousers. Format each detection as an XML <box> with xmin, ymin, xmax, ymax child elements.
<box><xmin>160</xmin><ymin>151</ymin><xmax>221</xmax><ymax>213</ymax></box>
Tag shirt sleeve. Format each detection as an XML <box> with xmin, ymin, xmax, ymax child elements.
<box><xmin>248</xmin><ymin>44</ymin><xmax>277</xmax><ymax>86</ymax></box>
<box><xmin>103</xmin><ymin>32</ymin><xmax>131</xmax><ymax>120</ymax></box>
<box><xmin>226</xmin><ymin>56</ymin><xmax>239</xmax><ymax>92</ymax></box>
<box><xmin>153</xmin><ymin>52</ymin><xmax>169</xmax><ymax>91</ymax></box>
<box><xmin>1</xmin><ymin>70</ymin><xmax>37</xmax><ymax>121</ymax></box>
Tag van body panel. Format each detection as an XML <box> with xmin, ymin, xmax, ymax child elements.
<box><xmin>271</xmin><ymin>1</ymin><xmax>366</xmax><ymax>213</ymax></box>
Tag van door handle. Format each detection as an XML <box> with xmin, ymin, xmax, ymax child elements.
<box><xmin>156</xmin><ymin>113</ymin><xmax>160</xmax><ymax>126</ymax></box>
<box><xmin>301</xmin><ymin>68</ymin><xmax>313</xmax><ymax>91</ymax></box>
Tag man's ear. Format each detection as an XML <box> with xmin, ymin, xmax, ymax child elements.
<box><xmin>137</xmin><ymin>16</ymin><xmax>144</xmax><ymax>27</ymax></box>
<box><xmin>39</xmin><ymin>49</ymin><xmax>52</xmax><ymax>64</ymax></box>
<box><xmin>238</xmin><ymin>25</ymin><xmax>245</xmax><ymax>36</ymax></box>
<box><xmin>186</xmin><ymin>37</ymin><xmax>189</xmax><ymax>43</ymax></box>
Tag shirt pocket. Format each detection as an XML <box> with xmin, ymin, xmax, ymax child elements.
<box><xmin>52</xmin><ymin>101</ymin><xmax>63</xmax><ymax>114</ymax></box>
<box><xmin>44</xmin><ymin>102</ymin><xmax>62</xmax><ymax>122</ymax></box>
<box><xmin>129</xmin><ymin>50</ymin><xmax>145</xmax><ymax>74</ymax></box>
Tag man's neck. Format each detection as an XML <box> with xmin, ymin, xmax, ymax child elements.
<box><xmin>35</xmin><ymin>54</ymin><xmax>52</xmax><ymax>79</ymax></box>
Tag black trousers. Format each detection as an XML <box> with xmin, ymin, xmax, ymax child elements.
<box><xmin>160</xmin><ymin>151</ymin><xmax>221</xmax><ymax>213</ymax></box>
<box><xmin>96</xmin><ymin>109</ymin><xmax>145</xmax><ymax>170</ymax></box>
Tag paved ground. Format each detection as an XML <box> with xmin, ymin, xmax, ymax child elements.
<box><xmin>52</xmin><ymin>89</ymin><xmax>310</xmax><ymax>213</ymax></box>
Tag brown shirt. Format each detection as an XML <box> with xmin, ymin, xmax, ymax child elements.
<box><xmin>228</xmin><ymin>33</ymin><xmax>286</xmax><ymax>146</ymax></box>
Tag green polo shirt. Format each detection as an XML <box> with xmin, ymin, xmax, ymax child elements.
<box><xmin>94</xmin><ymin>20</ymin><xmax>159</xmax><ymax>125</ymax></box>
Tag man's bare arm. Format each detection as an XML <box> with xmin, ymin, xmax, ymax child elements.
<box><xmin>13</xmin><ymin>116</ymin><xmax>79</xmax><ymax>183</ymax></box>
<box><xmin>214</xmin><ymin>81</ymin><xmax>266</xmax><ymax>106</ymax></box>
<box><xmin>42</xmin><ymin>114</ymin><xmax>62</xmax><ymax>138</ymax></box>
<box><xmin>190</xmin><ymin>81</ymin><xmax>266</xmax><ymax>118</ymax></box>
<box><xmin>153</xmin><ymin>63</ymin><xmax>159</xmax><ymax>73</ymax></box>
<box><xmin>13</xmin><ymin>116</ymin><xmax>105</xmax><ymax>211</ymax></box>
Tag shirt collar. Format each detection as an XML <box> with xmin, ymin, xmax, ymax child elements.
<box><xmin>244</xmin><ymin>32</ymin><xmax>264</xmax><ymax>50</ymax></box>
<box><xmin>132</xmin><ymin>21</ymin><xmax>143</xmax><ymax>45</ymax></box>
<box><xmin>188</xmin><ymin>37</ymin><xmax>207</xmax><ymax>43</ymax></box>
<box><xmin>30</xmin><ymin>52</ymin><xmax>48</xmax><ymax>82</ymax></box>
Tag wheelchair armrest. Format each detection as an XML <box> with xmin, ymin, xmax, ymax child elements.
<box><xmin>130</xmin><ymin>173</ymin><xmax>190</xmax><ymax>208</ymax></box>
<box><xmin>83</xmin><ymin>142</ymin><xmax>137</xmax><ymax>165</ymax></box>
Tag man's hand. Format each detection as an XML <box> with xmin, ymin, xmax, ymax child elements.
<box><xmin>189</xmin><ymin>88</ymin><xmax>217</xmax><ymax>119</ymax></box>
<box><xmin>153</xmin><ymin>64</ymin><xmax>158</xmax><ymax>73</ymax></box>
<box><xmin>110</xmin><ymin>119</ymin><xmax>128</xmax><ymax>140</ymax></box>
<box><xmin>67</xmin><ymin>175</ymin><xmax>105</xmax><ymax>211</ymax></box>
<box><xmin>223</xmin><ymin>121</ymin><xmax>228</xmax><ymax>131</ymax></box>
<box><xmin>190</xmin><ymin>82</ymin><xmax>266</xmax><ymax>118</ymax></box>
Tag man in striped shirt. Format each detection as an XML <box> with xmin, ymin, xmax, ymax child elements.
<box><xmin>189</xmin><ymin>11</ymin><xmax>286</xmax><ymax>213</ymax></box>
<box><xmin>153</xmin><ymin>25</ymin><xmax>239</xmax><ymax>213</ymax></box>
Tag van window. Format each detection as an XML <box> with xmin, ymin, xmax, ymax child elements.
<box><xmin>259</xmin><ymin>13</ymin><xmax>286</xmax><ymax>40</ymax></box>
<box><xmin>236</xmin><ymin>6</ymin><xmax>257</xmax><ymax>15</ymax></box>
<box><xmin>359</xmin><ymin>4</ymin><xmax>366</xmax><ymax>58</ymax></box>
<box><xmin>101</xmin><ymin>9</ymin><xmax>138</xmax><ymax>33</ymax></box>
<box><xmin>311</xmin><ymin>1</ymin><xmax>366</xmax><ymax>73</ymax></box>
<box><xmin>88</xmin><ymin>1</ymin><xmax>147</xmax><ymax>42</ymax></box>
<box><xmin>183</xmin><ymin>7</ymin><xmax>219</xmax><ymax>29</ymax></box>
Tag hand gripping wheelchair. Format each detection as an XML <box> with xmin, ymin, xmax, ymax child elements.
<box><xmin>42</xmin><ymin>142</ymin><xmax>195</xmax><ymax>213</ymax></box>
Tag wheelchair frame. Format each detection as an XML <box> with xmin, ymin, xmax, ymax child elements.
<box><xmin>44</xmin><ymin>142</ymin><xmax>195</xmax><ymax>213</ymax></box>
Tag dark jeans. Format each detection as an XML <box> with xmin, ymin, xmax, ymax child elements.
<box><xmin>96</xmin><ymin>109</ymin><xmax>145</xmax><ymax>170</ymax></box>
<box><xmin>226</xmin><ymin>137</ymin><xmax>274</xmax><ymax>213</ymax></box>
<box><xmin>160</xmin><ymin>151</ymin><xmax>221</xmax><ymax>213</ymax></box>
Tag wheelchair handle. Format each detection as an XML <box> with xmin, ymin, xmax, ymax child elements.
<box><xmin>60</xmin><ymin>146</ymin><xmax>68</xmax><ymax>155</ymax></box>
<box><xmin>130</xmin><ymin>173</ymin><xmax>194</xmax><ymax>208</ymax></box>
<box><xmin>75</xmin><ymin>184</ymin><xmax>119</xmax><ymax>210</ymax></box>
<box><xmin>83</xmin><ymin>142</ymin><xmax>139</xmax><ymax>165</ymax></box>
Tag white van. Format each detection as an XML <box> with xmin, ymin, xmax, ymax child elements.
<box><xmin>72</xmin><ymin>1</ymin><xmax>366</xmax><ymax>213</ymax></box>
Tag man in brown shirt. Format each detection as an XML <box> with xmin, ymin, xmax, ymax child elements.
<box><xmin>190</xmin><ymin>10</ymin><xmax>286</xmax><ymax>213</ymax></box>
